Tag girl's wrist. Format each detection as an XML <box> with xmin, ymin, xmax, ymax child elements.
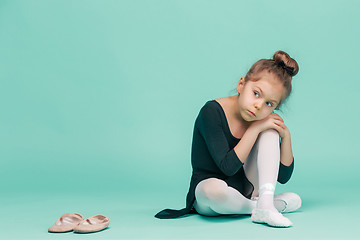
<box><xmin>281</xmin><ymin>130</ymin><xmax>291</xmax><ymax>140</ymax></box>
<box><xmin>280</xmin><ymin>134</ymin><xmax>291</xmax><ymax>146</ymax></box>
<box><xmin>248</xmin><ymin>123</ymin><xmax>261</xmax><ymax>136</ymax></box>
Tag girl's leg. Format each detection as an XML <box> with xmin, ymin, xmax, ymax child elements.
<box><xmin>193</xmin><ymin>129</ymin><xmax>298</xmax><ymax>219</ymax></box>
<box><xmin>194</xmin><ymin>178</ymin><xmax>257</xmax><ymax>216</ymax></box>
<box><xmin>243</xmin><ymin>130</ymin><xmax>299</xmax><ymax>213</ymax></box>
<box><xmin>254</xmin><ymin>129</ymin><xmax>281</xmax><ymax>212</ymax></box>
<box><xmin>193</xmin><ymin>142</ymin><xmax>261</xmax><ymax>216</ymax></box>
<box><xmin>249</xmin><ymin>129</ymin><xmax>292</xmax><ymax>227</ymax></box>
<box><xmin>243</xmin><ymin>135</ymin><xmax>260</xmax><ymax>199</ymax></box>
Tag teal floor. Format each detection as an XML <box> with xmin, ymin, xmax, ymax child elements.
<box><xmin>0</xmin><ymin>184</ymin><xmax>358</xmax><ymax>240</ymax></box>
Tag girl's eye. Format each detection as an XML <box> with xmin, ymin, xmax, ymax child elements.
<box><xmin>254</xmin><ymin>91</ymin><xmax>274</xmax><ymax>107</ymax></box>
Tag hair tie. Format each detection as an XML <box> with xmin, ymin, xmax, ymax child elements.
<box><xmin>276</xmin><ymin>60</ymin><xmax>295</xmax><ymax>76</ymax></box>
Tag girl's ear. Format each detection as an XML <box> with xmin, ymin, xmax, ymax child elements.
<box><xmin>236</xmin><ymin>77</ymin><xmax>246</xmax><ymax>94</ymax></box>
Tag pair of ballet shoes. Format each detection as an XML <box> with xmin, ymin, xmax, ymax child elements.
<box><xmin>48</xmin><ymin>213</ymin><xmax>110</xmax><ymax>233</ymax></box>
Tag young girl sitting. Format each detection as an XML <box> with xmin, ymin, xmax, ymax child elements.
<box><xmin>155</xmin><ymin>50</ymin><xmax>302</xmax><ymax>228</ymax></box>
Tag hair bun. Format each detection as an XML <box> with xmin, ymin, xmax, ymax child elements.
<box><xmin>273</xmin><ymin>50</ymin><xmax>299</xmax><ymax>77</ymax></box>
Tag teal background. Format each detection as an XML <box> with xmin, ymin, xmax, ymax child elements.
<box><xmin>1</xmin><ymin>0</ymin><xmax>359</xmax><ymax>239</ymax></box>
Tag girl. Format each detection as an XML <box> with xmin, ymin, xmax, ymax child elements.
<box><xmin>155</xmin><ymin>50</ymin><xmax>301</xmax><ymax>228</ymax></box>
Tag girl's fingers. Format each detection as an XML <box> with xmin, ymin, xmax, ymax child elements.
<box><xmin>272</xmin><ymin>123</ymin><xmax>284</xmax><ymax>136</ymax></box>
<box><xmin>278</xmin><ymin>121</ymin><xmax>285</xmax><ymax>128</ymax></box>
<box><xmin>274</xmin><ymin>119</ymin><xmax>285</xmax><ymax>127</ymax></box>
<box><xmin>274</xmin><ymin>125</ymin><xmax>283</xmax><ymax>134</ymax></box>
<box><xmin>273</xmin><ymin>119</ymin><xmax>282</xmax><ymax>125</ymax></box>
<box><xmin>271</xmin><ymin>115</ymin><xmax>283</xmax><ymax>122</ymax></box>
<box><xmin>275</xmin><ymin>117</ymin><xmax>284</xmax><ymax>122</ymax></box>
<box><xmin>274</xmin><ymin>121</ymin><xmax>285</xmax><ymax>129</ymax></box>
<box><xmin>273</xmin><ymin>121</ymin><xmax>281</xmax><ymax>128</ymax></box>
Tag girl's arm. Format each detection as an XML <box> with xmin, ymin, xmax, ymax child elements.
<box><xmin>236</xmin><ymin>112</ymin><xmax>294</xmax><ymax>166</ymax></box>
<box><xmin>233</xmin><ymin>126</ymin><xmax>260</xmax><ymax>164</ymax></box>
<box><xmin>280</xmin><ymin>134</ymin><xmax>294</xmax><ymax>167</ymax></box>
<box><xmin>257</xmin><ymin>112</ymin><xmax>294</xmax><ymax>167</ymax></box>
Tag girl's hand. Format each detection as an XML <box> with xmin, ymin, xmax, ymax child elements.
<box><xmin>250</xmin><ymin>113</ymin><xmax>290</xmax><ymax>139</ymax></box>
<box><xmin>274</xmin><ymin>118</ymin><xmax>291</xmax><ymax>139</ymax></box>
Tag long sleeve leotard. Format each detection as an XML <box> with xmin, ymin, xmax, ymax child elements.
<box><xmin>155</xmin><ymin>100</ymin><xmax>294</xmax><ymax>219</ymax></box>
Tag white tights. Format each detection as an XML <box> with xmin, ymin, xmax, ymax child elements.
<box><xmin>193</xmin><ymin>129</ymin><xmax>287</xmax><ymax>216</ymax></box>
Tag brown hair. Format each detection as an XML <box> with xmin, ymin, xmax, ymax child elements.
<box><xmin>243</xmin><ymin>50</ymin><xmax>299</xmax><ymax>110</ymax></box>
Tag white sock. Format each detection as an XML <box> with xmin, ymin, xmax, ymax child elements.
<box><xmin>257</xmin><ymin>183</ymin><xmax>278</xmax><ymax>213</ymax></box>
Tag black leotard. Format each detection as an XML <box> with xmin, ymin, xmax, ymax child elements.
<box><xmin>155</xmin><ymin>100</ymin><xmax>294</xmax><ymax>219</ymax></box>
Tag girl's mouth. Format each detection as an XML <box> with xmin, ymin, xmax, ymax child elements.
<box><xmin>248</xmin><ymin>110</ymin><xmax>256</xmax><ymax>117</ymax></box>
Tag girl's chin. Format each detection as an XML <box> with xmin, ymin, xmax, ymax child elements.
<box><xmin>241</xmin><ymin>113</ymin><xmax>256</xmax><ymax>122</ymax></box>
<box><xmin>241</xmin><ymin>110</ymin><xmax>256</xmax><ymax>121</ymax></box>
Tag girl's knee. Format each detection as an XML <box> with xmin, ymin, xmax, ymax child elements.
<box><xmin>259</xmin><ymin>129</ymin><xmax>279</xmax><ymax>138</ymax></box>
<box><xmin>195</xmin><ymin>178</ymin><xmax>229</xmax><ymax>203</ymax></box>
<box><xmin>258</xmin><ymin>129</ymin><xmax>280</xmax><ymax>144</ymax></box>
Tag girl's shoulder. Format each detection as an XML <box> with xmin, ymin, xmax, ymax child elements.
<box><xmin>213</xmin><ymin>96</ymin><xmax>234</xmax><ymax>113</ymax></box>
<box><xmin>201</xmin><ymin>99</ymin><xmax>221</xmax><ymax>112</ymax></box>
<box><xmin>199</xmin><ymin>97</ymin><xmax>231</xmax><ymax>118</ymax></box>
<box><xmin>203</xmin><ymin>97</ymin><xmax>230</xmax><ymax>109</ymax></box>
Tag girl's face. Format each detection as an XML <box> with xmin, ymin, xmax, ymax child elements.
<box><xmin>236</xmin><ymin>71</ymin><xmax>286</xmax><ymax>122</ymax></box>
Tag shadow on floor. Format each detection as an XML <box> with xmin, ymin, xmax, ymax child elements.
<box><xmin>196</xmin><ymin>213</ymin><xmax>251</xmax><ymax>223</ymax></box>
